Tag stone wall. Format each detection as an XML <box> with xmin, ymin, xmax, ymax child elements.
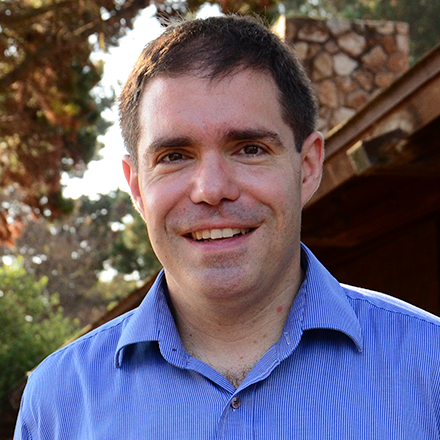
<box><xmin>273</xmin><ymin>16</ymin><xmax>410</xmax><ymax>134</ymax></box>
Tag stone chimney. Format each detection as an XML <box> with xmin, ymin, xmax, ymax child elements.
<box><xmin>273</xmin><ymin>16</ymin><xmax>410</xmax><ymax>134</ymax></box>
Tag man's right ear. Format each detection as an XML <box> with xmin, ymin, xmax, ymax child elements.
<box><xmin>122</xmin><ymin>155</ymin><xmax>146</xmax><ymax>220</ymax></box>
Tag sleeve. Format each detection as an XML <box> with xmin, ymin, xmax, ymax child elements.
<box><xmin>13</xmin><ymin>371</ymin><xmax>46</xmax><ymax>440</ymax></box>
<box><xmin>13</xmin><ymin>389</ymin><xmax>33</xmax><ymax>440</ymax></box>
<box><xmin>431</xmin><ymin>363</ymin><xmax>440</xmax><ymax>437</ymax></box>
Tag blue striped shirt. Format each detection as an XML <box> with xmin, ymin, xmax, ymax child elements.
<box><xmin>15</xmin><ymin>245</ymin><xmax>440</xmax><ymax>439</ymax></box>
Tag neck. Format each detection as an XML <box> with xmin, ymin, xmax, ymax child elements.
<box><xmin>167</xmin><ymin>266</ymin><xmax>304</xmax><ymax>387</ymax></box>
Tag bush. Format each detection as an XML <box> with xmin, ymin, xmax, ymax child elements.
<box><xmin>0</xmin><ymin>257</ymin><xmax>78</xmax><ymax>413</ymax></box>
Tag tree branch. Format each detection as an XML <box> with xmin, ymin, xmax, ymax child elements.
<box><xmin>0</xmin><ymin>0</ymin><xmax>151</xmax><ymax>90</ymax></box>
<box><xmin>0</xmin><ymin>0</ymin><xmax>76</xmax><ymax>26</ymax></box>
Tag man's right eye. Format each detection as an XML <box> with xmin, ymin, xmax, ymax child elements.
<box><xmin>160</xmin><ymin>152</ymin><xmax>184</xmax><ymax>163</ymax></box>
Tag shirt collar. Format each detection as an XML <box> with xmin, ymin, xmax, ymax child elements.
<box><xmin>115</xmin><ymin>244</ymin><xmax>363</xmax><ymax>367</ymax></box>
<box><xmin>296</xmin><ymin>244</ymin><xmax>363</xmax><ymax>352</ymax></box>
<box><xmin>114</xmin><ymin>270</ymin><xmax>186</xmax><ymax>368</ymax></box>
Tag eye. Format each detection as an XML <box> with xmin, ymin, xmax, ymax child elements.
<box><xmin>243</xmin><ymin>145</ymin><xmax>259</xmax><ymax>155</ymax></box>
<box><xmin>240</xmin><ymin>144</ymin><xmax>266</xmax><ymax>156</ymax></box>
<box><xmin>160</xmin><ymin>152</ymin><xmax>186</xmax><ymax>163</ymax></box>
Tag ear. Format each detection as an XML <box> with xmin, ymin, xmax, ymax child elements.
<box><xmin>300</xmin><ymin>132</ymin><xmax>324</xmax><ymax>207</ymax></box>
<box><xmin>122</xmin><ymin>155</ymin><xmax>146</xmax><ymax>219</ymax></box>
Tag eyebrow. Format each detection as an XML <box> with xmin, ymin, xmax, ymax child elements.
<box><xmin>222</xmin><ymin>128</ymin><xmax>286</xmax><ymax>150</ymax></box>
<box><xmin>143</xmin><ymin>127</ymin><xmax>287</xmax><ymax>160</ymax></box>
<box><xmin>146</xmin><ymin>136</ymin><xmax>194</xmax><ymax>154</ymax></box>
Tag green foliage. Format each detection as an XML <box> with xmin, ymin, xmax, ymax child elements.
<box><xmin>0</xmin><ymin>190</ymin><xmax>160</xmax><ymax>325</ymax></box>
<box><xmin>73</xmin><ymin>189</ymin><xmax>161</xmax><ymax>283</ymax></box>
<box><xmin>85</xmin><ymin>273</ymin><xmax>139</xmax><ymax>313</ymax></box>
<box><xmin>0</xmin><ymin>0</ymin><xmax>147</xmax><ymax>244</ymax></box>
<box><xmin>0</xmin><ymin>258</ymin><xmax>78</xmax><ymax>413</ymax></box>
<box><xmin>110</xmin><ymin>203</ymin><xmax>162</xmax><ymax>281</ymax></box>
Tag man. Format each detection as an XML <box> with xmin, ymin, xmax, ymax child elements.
<box><xmin>15</xmin><ymin>15</ymin><xmax>440</xmax><ymax>439</ymax></box>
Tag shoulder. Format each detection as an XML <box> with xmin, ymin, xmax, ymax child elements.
<box><xmin>16</xmin><ymin>310</ymin><xmax>139</xmax><ymax>438</ymax></box>
<box><xmin>342</xmin><ymin>283</ymin><xmax>440</xmax><ymax>331</ymax></box>
<box><xmin>29</xmin><ymin>310</ymin><xmax>135</xmax><ymax>383</ymax></box>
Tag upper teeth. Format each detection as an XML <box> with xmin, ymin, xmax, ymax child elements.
<box><xmin>192</xmin><ymin>228</ymin><xmax>248</xmax><ymax>241</ymax></box>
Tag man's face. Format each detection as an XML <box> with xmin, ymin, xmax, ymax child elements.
<box><xmin>123</xmin><ymin>69</ymin><xmax>323</xmax><ymax>304</ymax></box>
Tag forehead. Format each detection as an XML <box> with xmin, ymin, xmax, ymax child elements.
<box><xmin>142</xmin><ymin>69</ymin><xmax>279</xmax><ymax>102</ymax></box>
<box><xmin>138</xmin><ymin>70</ymin><xmax>287</xmax><ymax>138</ymax></box>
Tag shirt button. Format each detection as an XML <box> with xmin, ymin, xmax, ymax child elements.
<box><xmin>230</xmin><ymin>396</ymin><xmax>241</xmax><ymax>409</ymax></box>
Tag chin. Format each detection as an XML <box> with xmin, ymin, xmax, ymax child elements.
<box><xmin>192</xmin><ymin>269</ymin><xmax>259</xmax><ymax>297</ymax></box>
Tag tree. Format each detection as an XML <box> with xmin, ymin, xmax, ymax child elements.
<box><xmin>110</xmin><ymin>199</ymin><xmax>161</xmax><ymax>281</ymax></box>
<box><xmin>0</xmin><ymin>0</ymin><xmax>153</xmax><ymax>245</ymax></box>
<box><xmin>0</xmin><ymin>190</ymin><xmax>160</xmax><ymax>325</ymax></box>
<box><xmin>0</xmin><ymin>258</ymin><xmax>77</xmax><ymax>413</ymax></box>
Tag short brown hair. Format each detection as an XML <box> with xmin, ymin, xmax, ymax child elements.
<box><xmin>119</xmin><ymin>15</ymin><xmax>318</xmax><ymax>167</ymax></box>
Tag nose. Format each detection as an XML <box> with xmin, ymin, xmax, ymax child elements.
<box><xmin>190</xmin><ymin>153</ymin><xmax>240</xmax><ymax>205</ymax></box>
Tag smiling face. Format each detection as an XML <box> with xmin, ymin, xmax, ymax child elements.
<box><xmin>123</xmin><ymin>69</ymin><xmax>323</xmax><ymax>307</ymax></box>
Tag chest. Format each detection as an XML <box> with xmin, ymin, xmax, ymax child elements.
<box><xmin>38</xmin><ymin>351</ymin><xmax>438</xmax><ymax>440</ymax></box>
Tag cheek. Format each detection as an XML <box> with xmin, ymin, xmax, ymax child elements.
<box><xmin>140</xmin><ymin>178</ymin><xmax>186</xmax><ymax>231</ymax></box>
<box><xmin>247</xmin><ymin>168</ymin><xmax>300</xmax><ymax>206</ymax></box>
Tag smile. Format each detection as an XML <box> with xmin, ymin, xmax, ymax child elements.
<box><xmin>191</xmin><ymin>228</ymin><xmax>251</xmax><ymax>241</ymax></box>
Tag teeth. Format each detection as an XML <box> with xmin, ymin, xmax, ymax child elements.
<box><xmin>211</xmin><ymin>229</ymin><xmax>222</xmax><ymax>239</ymax></box>
<box><xmin>222</xmin><ymin>228</ymin><xmax>233</xmax><ymax>238</ymax></box>
<box><xmin>191</xmin><ymin>228</ymin><xmax>249</xmax><ymax>241</ymax></box>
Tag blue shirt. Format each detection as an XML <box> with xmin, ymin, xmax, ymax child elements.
<box><xmin>14</xmin><ymin>245</ymin><xmax>440</xmax><ymax>439</ymax></box>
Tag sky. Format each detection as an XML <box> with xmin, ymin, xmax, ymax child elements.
<box><xmin>62</xmin><ymin>4</ymin><xmax>221</xmax><ymax>200</ymax></box>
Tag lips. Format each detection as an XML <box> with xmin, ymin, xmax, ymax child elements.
<box><xmin>190</xmin><ymin>228</ymin><xmax>251</xmax><ymax>241</ymax></box>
